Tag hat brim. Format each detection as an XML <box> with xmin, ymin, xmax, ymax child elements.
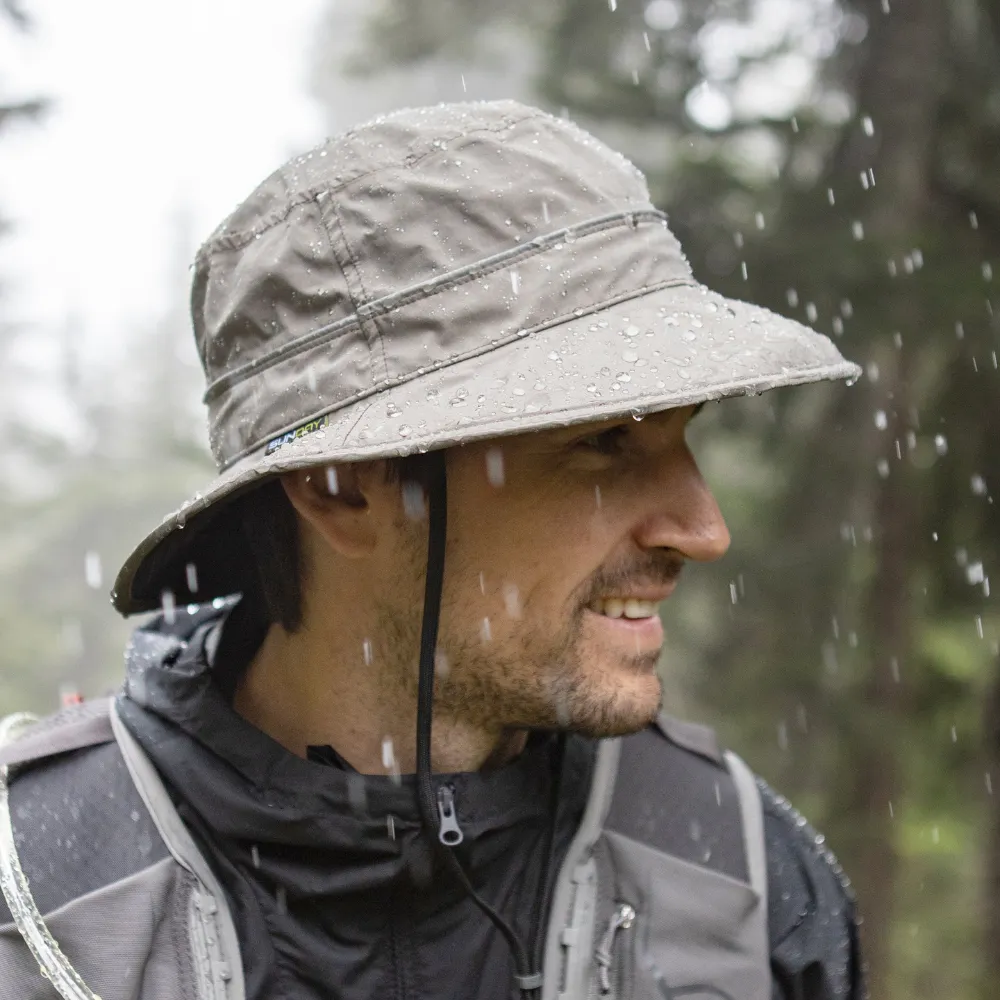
<box><xmin>113</xmin><ymin>280</ymin><xmax>859</xmax><ymax>614</ymax></box>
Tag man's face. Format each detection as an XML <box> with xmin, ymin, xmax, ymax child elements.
<box><xmin>380</xmin><ymin>405</ymin><xmax>730</xmax><ymax>739</ymax></box>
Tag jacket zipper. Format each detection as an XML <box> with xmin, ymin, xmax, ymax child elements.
<box><xmin>436</xmin><ymin>784</ymin><xmax>464</xmax><ymax>846</ymax></box>
<box><xmin>594</xmin><ymin>902</ymin><xmax>636</xmax><ymax>996</ymax></box>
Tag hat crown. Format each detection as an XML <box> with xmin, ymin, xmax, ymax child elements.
<box><xmin>191</xmin><ymin>101</ymin><xmax>688</xmax><ymax>469</ymax></box>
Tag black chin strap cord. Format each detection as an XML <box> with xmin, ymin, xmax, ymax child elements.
<box><xmin>415</xmin><ymin>451</ymin><xmax>542</xmax><ymax>998</ymax></box>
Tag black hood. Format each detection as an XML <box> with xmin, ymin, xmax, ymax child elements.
<box><xmin>116</xmin><ymin>601</ymin><xmax>594</xmax><ymax>1000</ymax></box>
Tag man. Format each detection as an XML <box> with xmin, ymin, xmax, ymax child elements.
<box><xmin>0</xmin><ymin>101</ymin><xmax>864</xmax><ymax>999</ymax></box>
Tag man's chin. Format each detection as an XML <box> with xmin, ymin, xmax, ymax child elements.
<box><xmin>560</xmin><ymin>669</ymin><xmax>663</xmax><ymax>739</ymax></box>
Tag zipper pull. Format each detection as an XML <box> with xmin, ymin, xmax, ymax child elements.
<box><xmin>436</xmin><ymin>784</ymin><xmax>464</xmax><ymax>846</ymax></box>
<box><xmin>595</xmin><ymin>902</ymin><xmax>636</xmax><ymax>994</ymax></box>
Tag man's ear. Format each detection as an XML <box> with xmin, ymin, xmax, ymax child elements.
<box><xmin>281</xmin><ymin>465</ymin><xmax>378</xmax><ymax>559</ymax></box>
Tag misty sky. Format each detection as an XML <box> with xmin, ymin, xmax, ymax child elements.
<box><xmin>0</xmin><ymin>0</ymin><xmax>327</xmax><ymax>365</ymax></box>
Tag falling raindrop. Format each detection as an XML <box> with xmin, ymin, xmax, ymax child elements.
<box><xmin>185</xmin><ymin>563</ymin><xmax>199</xmax><ymax>593</ymax></box>
<box><xmin>852</xmin><ymin>220</ymin><xmax>865</xmax><ymax>240</ymax></box>
<box><xmin>84</xmin><ymin>551</ymin><xmax>102</xmax><ymax>589</ymax></box>
<box><xmin>251</xmin><ymin>845</ymin><xmax>260</xmax><ymax>869</ymax></box>
<box><xmin>485</xmin><ymin>447</ymin><xmax>505</xmax><ymax>487</ymax></box>
<box><xmin>971</xmin><ymin>474</ymin><xmax>988</xmax><ymax>496</ymax></box>
<box><xmin>326</xmin><ymin>467</ymin><xmax>339</xmax><ymax>494</ymax></box>
<box><xmin>877</xmin><ymin>458</ymin><xmax>890</xmax><ymax>478</ymax></box>
<box><xmin>480</xmin><ymin>617</ymin><xmax>492</xmax><ymax>642</ymax></box>
<box><xmin>594</xmin><ymin>485</ymin><xmax>602</xmax><ymax>509</ymax></box>
<box><xmin>435</xmin><ymin>649</ymin><xmax>450</xmax><ymax>678</ymax></box>
<box><xmin>862</xmin><ymin>115</ymin><xmax>875</xmax><ymax>136</ymax></box>
<box><xmin>363</xmin><ymin>639</ymin><xmax>373</xmax><ymax>665</ymax></box>
<box><xmin>503</xmin><ymin>583</ymin><xmax>522</xmax><ymax>619</ymax></box>
<box><xmin>510</xmin><ymin>270</ymin><xmax>521</xmax><ymax>296</ymax></box>
<box><xmin>161</xmin><ymin>589</ymin><xmax>176</xmax><ymax>625</ymax></box>
<box><xmin>402</xmin><ymin>482</ymin><xmax>426</xmax><ymax>520</ymax></box>
<box><xmin>874</xmin><ymin>410</ymin><xmax>888</xmax><ymax>430</ymax></box>
<box><xmin>608</xmin><ymin>0</ymin><xmax>616</xmax><ymax>10</ymax></box>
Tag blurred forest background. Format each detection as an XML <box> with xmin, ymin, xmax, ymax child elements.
<box><xmin>2</xmin><ymin>0</ymin><xmax>999</xmax><ymax>996</ymax></box>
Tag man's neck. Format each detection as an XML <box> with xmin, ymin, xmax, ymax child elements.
<box><xmin>232</xmin><ymin>621</ymin><xmax>527</xmax><ymax>774</ymax></box>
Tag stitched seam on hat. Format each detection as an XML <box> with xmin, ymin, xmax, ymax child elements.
<box><xmin>219</xmin><ymin>274</ymin><xmax>694</xmax><ymax>470</ymax></box>
<box><xmin>329</xmin><ymin>200</ymin><xmax>391</xmax><ymax>384</ymax></box>
<box><xmin>197</xmin><ymin>112</ymin><xmax>546</xmax><ymax>258</ymax></box>
<box><xmin>203</xmin><ymin>209</ymin><xmax>669</xmax><ymax>403</ymax></box>
<box><xmin>316</xmin><ymin>194</ymin><xmax>385</xmax><ymax>383</ymax></box>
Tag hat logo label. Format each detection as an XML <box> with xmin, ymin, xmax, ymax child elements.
<box><xmin>265</xmin><ymin>414</ymin><xmax>331</xmax><ymax>456</ymax></box>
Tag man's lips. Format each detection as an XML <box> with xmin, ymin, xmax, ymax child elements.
<box><xmin>583</xmin><ymin>606</ymin><xmax>665</xmax><ymax>648</ymax></box>
<box><xmin>585</xmin><ymin>581</ymin><xmax>678</xmax><ymax>617</ymax></box>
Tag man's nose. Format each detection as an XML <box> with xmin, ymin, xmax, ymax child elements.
<box><xmin>633</xmin><ymin>447</ymin><xmax>731</xmax><ymax>563</ymax></box>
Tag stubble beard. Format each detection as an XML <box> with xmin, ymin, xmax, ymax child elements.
<box><xmin>376</xmin><ymin>589</ymin><xmax>662</xmax><ymax>740</ymax></box>
<box><xmin>437</xmin><ymin>606</ymin><xmax>662</xmax><ymax>738</ymax></box>
<box><xmin>374</xmin><ymin>519</ymin><xmax>666</xmax><ymax>741</ymax></box>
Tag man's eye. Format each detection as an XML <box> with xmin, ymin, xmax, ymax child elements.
<box><xmin>577</xmin><ymin>426</ymin><xmax>629</xmax><ymax>455</ymax></box>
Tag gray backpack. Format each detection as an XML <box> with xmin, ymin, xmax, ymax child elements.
<box><xmin>0</xmin><ymin>698</ymin><xmax>769</xmax><ymax>1000</ymax></box>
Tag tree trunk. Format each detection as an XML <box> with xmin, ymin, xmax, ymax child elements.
<box><xmin>985</xmin><ymin>664</ymin><xmax>1000</xmax><ymax>996</ymax></box>
<box><xmin>832</xmin><ymin>2</ymin><xmax>949</xmax><ymax>995</ymax></box>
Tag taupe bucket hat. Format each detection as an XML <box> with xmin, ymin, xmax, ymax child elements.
<box><xmin>113</xmin><ymin>100</ymin><xmax>859</xmax><ymax>615</ymax></box>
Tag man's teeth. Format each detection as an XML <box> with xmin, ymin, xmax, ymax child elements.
<box><xmin>594</xmin><ymin>598</ymin><xmax>660</xmax><ymax>619</ymax></box>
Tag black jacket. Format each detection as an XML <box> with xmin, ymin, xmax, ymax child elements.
<box><xmin>5</xmin><ymin>605</ymin><xmax>865</xmax><ymax>999</ymax></box>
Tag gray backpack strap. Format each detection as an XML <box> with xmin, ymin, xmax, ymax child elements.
<box><xmin>0</xmin><ymin>698</ymin><xmax>114</xmax><ymax>769</ymax></box>
<box><xmin>724</xmin><ymin>749</ymin><xmax>768</xmax><ymax>903</ymax></box>
<box><xmin>0</xmin><ymin>699</ymin><xmax>244</xmax><ymax>1000</ymax></box>
<box><xmin>109</xmin><ymin>700</ymin><xmax>245</xmax><ymax>1000</ymax></box>
<box><xmin>0</xmin><ymin>711</ymin><xmax>103</xmax><ymax>1000</ymax></box>
<box><xmin>562</xmin><ymin>715</ymin><xmax>771</xmax><ymax>1000</ymax></box>
<box><xmin>541</xmin><ymin>736</ymin><xmax>621</xmax><ymax>1000</ymax></box>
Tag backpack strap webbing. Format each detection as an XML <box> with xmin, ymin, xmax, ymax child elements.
<box><xmin>604</xmin><ymin>711</ymin><xmax>752</xmax><ymax>882</ymax></box>
<box><xmin>724</xmin><ymin>749</ymin><xmax>768</xmax><ymax>901</ymax></box>
<box><xmin>0</xmin><ymin>708</ymin><xmax>104</xmax><ymax>1000</ymax></box>
<box><xmin>540</xmin><ymin>736</ymin><xmax>620</xmax><ymax>1000</ymax></box>
<box><xmin>110</xmin><ymin>701</ymin><xmax>246</xmax><ymax>1000</ymax></box>
<box><xmin>0</xmin><ymin>698</ymin><xmax>246</xmax><ymax>1000</ymax></box>
<box><xmin>0</xmin><ymin>697</ymin><xmax>114</xmax><ymax>770</ymax></box>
